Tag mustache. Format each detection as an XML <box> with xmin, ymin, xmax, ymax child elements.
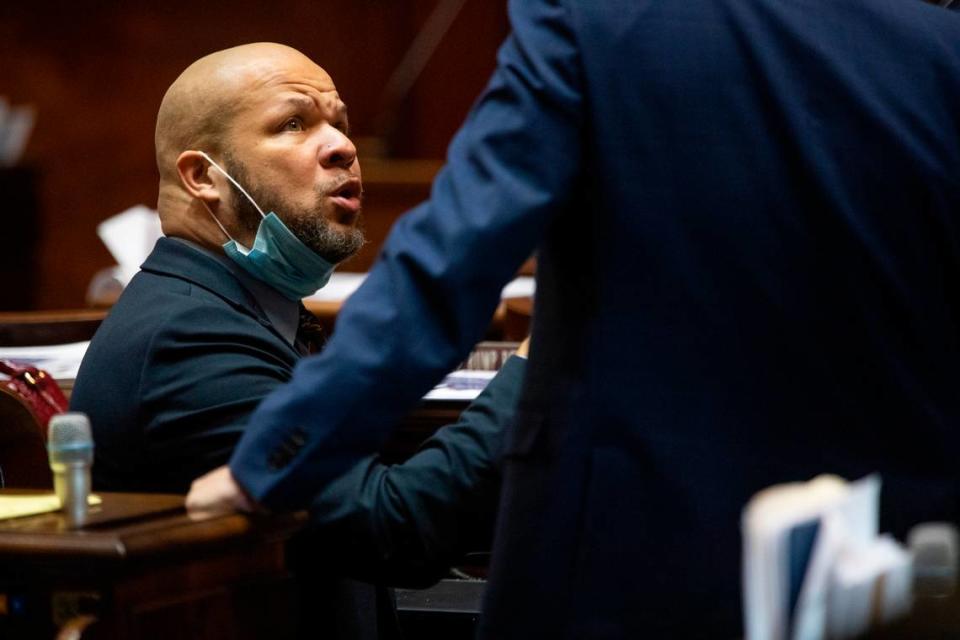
<box><xmin>316</xmin><ymin>174</ymin><xmax>363</xmax><ymax>200</ymax></box>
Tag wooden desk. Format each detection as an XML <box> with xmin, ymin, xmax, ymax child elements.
<box><xmin>0</xmin><ymin>309</ymin><xmax>106</xmax><ymax>347</ymax></box>
<box><xmin>303</xmin><ymin>296</ymin><xmax>527</xmax><ymax>341</ymax></box>
<box><xmin>0</xmin><ymin>491</ymin><xmax>306</xmax><ymax>639</ymax></box>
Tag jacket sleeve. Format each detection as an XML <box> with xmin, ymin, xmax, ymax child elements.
<box><xmin>139</xmin><ymin>302</ymin><xmax>295</xmax><ymax>492</ymax></box>
<box><xmin>230</xmin><ymin>0</ymin><xmax>583</xmax><ymax>509</ymax></box>
<box><xmin>302</xmin><ymin>356</ymin><xmax>527</xmax><ymax>587</ymax></box>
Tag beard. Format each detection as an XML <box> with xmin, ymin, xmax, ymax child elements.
<box><xmin>223</xmin><ymin>152</ymin><xmax>365</xmax><ymax>264</ymax></box>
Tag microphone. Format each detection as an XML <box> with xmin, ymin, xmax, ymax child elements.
<box><xmin>47</xmin><ymin>412</ymin><xmax>94</xmax><ymax>528</ymax></box>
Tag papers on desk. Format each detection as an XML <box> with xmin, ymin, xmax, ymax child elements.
<box><xmin>424</xmin><ymin>370</ymin><xmax>498</xmax><ymax>401</ymax></box>
<box><xmin>0</xmin><ymin>341</ymin><xmax>89</xmax><ymax>380</ymax></box>
<box><xmin>500</xmin><ymin>277</ymin><xmax>535</xmax><ymax>299</ymax></box>
<box><xmin>97</xmin><ymin>205</ymin><xmax>163</xmax><ymax>284</ymax></box>
<box><xmin>308</xmin><ymin>272</ymin><xmax>369</xmax><ymax>302</ymax></box>
<box><xmin>304</xmin><ymin>274</ymin><xmax>536</xmax><ymax>304</ymax></box>
<box><xmin>0</xmin><ymin>339</ymin><xmax>500</xmax><ymax>402</ymax></box>
<box><xmin>0</xmin><ymin>493</ymin><xmax>101</xmax><ymax>521</ymax></box>
<box><xmin>87</xmin><ymin>205</ymin><xmax>164</xmax><ymax>304</ymax></box>
<box><xmin>742</xmin><ymin>474</ymin><xmax>912</xmax><ymax>640</ymax></box>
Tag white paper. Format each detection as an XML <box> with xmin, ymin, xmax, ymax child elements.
<box><xmin>501</xmin><ymin>276</ymin><xmax>535</xmax><ymax>299</ymax></box>
<box><xmin>423</xmin><ymin>370</ymin><xmax>497</xmax><ymax>401</ymax></box>
<box><xmin>308</xmin><ymin>272</ymin><xmax>368</xmax><ymax>302</ymax></box>
<box><xmin>826</xmin><ymin>535</ymin><xmax>913</xmax><ymax>638</ymax></box>
<box><xmin>0</xmin><ymin>341</ymin><xmax>90</xmax><ymax>380</ymax></box>
<box><xmin>743</xmin><ymin>475</ymin><xmax>850</xmax><ymax>640</ymax></box>
<box><xmin>743</xmin><ymin>474</ymin><xmax>911</xmax><ymax>640</ymax></box>
<box><xmin>791</xmin><ymin>475</ymin><xmax>880</xmax><ymax>640</ymax></box>
<box><xmin>97</xmin><ymin>205</ymin><xmax>163</xmax><ymax>284</ymax></box>
<box><xmin>305</xmin><ymin>275</ymin><xmax>536</xmax><ymax>304</ymax></box>
<box><xmin>0</xmin><ymin>340</ymin><xmax>498</xmax><ymax>401</ymax></box>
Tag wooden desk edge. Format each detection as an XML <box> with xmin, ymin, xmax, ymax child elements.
<box><xmin>0</xmin><ymin>492</ymin><xmax>307</xmax><ymax>561</ymax></box>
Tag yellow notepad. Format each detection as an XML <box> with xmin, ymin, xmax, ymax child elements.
<box><xmin>0</xmin><ymin>494</ymin><xmax>102</xmax><ymax>520</ymax></box>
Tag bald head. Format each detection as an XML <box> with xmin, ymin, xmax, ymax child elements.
<box><xmin>156</xmin><ymin>43</ymin><xmax>326</xmax><ymax>183</ymax></box>
<box><xmin>154</xmin><ymin>43</ymin><xmax>350</xmax><ymax>250</ymax></box>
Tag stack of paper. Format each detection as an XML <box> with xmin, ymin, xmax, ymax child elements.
<box><xmin>742</xmin><ymin>474</ymin><xmax>912</xmax><ymax>640</ymax></box>
<box><xmin>423</xmin><ymin>370</ymin><xmax>498</xmax><ymax>401</ymax></box>
<box><xmin>304</xmin><ymin>275</ymin><xmax>536</xmax><ymax>304</ymax></box>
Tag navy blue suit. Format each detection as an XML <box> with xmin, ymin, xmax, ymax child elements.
<box><xmin>230</xmin><ymin>0</ymin><xmax>960</xmax><ymax>636</ymax></box>
<box><xmin>72</xmin><ymin>237</ymin><xmax>528</xmax><ymax>638</ymax></box>
<box><xmin>72</xmin><ymin>235</ymin><xmax>526</xmax><ymax>577</ymax></box>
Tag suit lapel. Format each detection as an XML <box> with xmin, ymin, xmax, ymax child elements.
<box><xmin>140</xmin><ymin>238</ymin><xmax>298</xmax><ymax>354</ymax></box>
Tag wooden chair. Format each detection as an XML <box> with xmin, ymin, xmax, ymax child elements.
<box><xmin>0</xmin><ymin>385</ymin><xmax>52</xmax><ymax>489</ymax></box>
<box><xmin>0</xmin><ymin>309</ymin><xmax>107</xmax><ymax>347</ymax></box>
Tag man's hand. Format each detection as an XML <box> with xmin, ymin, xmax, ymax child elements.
<box><xmin>185</xmin><ymin>465</ymin><xmax>258</xmax><ymax>515</ymax></box>
<box><xmin>516</xmin><ymin>336</ymin><xmax>531</xmax><ymax>358</ymax></box>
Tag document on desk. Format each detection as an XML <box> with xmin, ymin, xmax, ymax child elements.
<box><xmin>0</xmin><ymin>494</ymin><xmax>101</xmax><ymax>521</ymax></box>
<box><xmin>304</xmin><ymin>275</ymin><xmax>536</xmax><ymax>303</ymax></box>
<box><xmin>0</xmin><ymin>339</ymin><xmax>501</xmax><ymax>402</ymax></box>
<box><xmin>0</xmin><ymin>341</ymin><xmax>89</xmax><ymax>380</ymax></box>
<box><xmin>424</xmin><ymin>370</ymin><xmax>498</xmax><ymax>401</ymax></box>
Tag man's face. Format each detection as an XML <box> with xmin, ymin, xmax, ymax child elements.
<box><xmin>220</xmin><ymin>54</ymin><xmax>364</xmax><ymax>264</ymax></box>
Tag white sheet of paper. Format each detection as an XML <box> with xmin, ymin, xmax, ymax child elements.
<box><xmin>97</xmin><ymin>205</ymin><xmax>163</xmax><ymax>284</ymax></box>
<box><xmin>423</xmin><ymin>370</ymin><xmax>498</xmax><ymax>401</ymax></box>
<box><xmin>0</xmin><ymin>341</ymin><xmax>90</xmax><ymax>380</ymax></box>
<box><xmin>305</xmin><ymin>275</ymin><xmax>536</xmax><ymax>304</ymax></box>
<box><xmin>501</xmin><ymin>276</ymin><xmax>535</xmax><ymax>299</ymax></box>
<box><xmin>308</xmin><ymin>272</ymin><xmax>368</xmax><ymax>302</ymax></box>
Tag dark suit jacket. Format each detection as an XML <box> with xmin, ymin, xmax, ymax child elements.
<box><xmin>71</xmin><ymin>237</ymin><xmax>526</xmax><ymax>636</ymax></box>
<box><xmin>228</xmin><ymin>1</ymin><xmax>960</xmax><ymax>637</ymax></box>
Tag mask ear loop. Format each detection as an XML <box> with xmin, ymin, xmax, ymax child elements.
<box><xmin>195</xmin><ymin>151</ymin><xmax>264</xmax><ymax>254</ymax></box>
<box><xmin>199</xmin><ymin>198</ymin><xmax>236</xmax><ymax>244</ymax></box>
<box><xmin>197</xmin><ymin>151</ymin><xmax>267</xmax><ymax>219</ymax></box>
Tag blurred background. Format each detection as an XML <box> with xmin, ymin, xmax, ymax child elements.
<box><xmin>0</xmin><ymin>0</ymin><xmax>509</xmax><ymax>310</ymax></box>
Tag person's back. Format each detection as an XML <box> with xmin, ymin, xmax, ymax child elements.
<box><xmin>477</xmin><ymin>1</ymin><xmax>960</xmax><ymax>636</ymax></box>
<box><xmin>193</xmin><ymin>1</ymin><xmax>960</xmax><ymax>637</ymax></box>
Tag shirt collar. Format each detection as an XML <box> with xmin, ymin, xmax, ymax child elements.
<box><xmin>172</xmin><ymin>238</ymin><xmax>300</xmax><ymax>347</ymax></box>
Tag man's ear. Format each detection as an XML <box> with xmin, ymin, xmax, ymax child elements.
<box><xmin>176</xmin><ymin>150</ymin><xmax>221</xmax><ymax>206</ymax></box>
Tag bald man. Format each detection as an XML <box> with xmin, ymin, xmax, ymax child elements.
<box><xmin>185</xmin><ymin>3</ymin><xmax>960</xmax><ymax>638</ymax></box>
<box><xmin>71</xmin><ymin>43</ymin><xmax>528</xmax><ymax>638</ymax></box>
<box><xmin>153</xmin><ymin>43</ymin><xmax>365</xmax><ymax>284</ymax></box>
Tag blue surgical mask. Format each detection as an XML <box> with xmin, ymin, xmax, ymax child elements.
<box><xmin>197</xmin><ymin>151</ymin><xmax>335</xmax><ymax>301</ymax></box>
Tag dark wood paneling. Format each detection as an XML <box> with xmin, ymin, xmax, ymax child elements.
<box><xmin>0</xmin><ymin>1</ymin><xmax>507</xmax><ymax>309</ymax></box>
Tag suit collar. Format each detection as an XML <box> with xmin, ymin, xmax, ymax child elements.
<box><xmin>141</xmin><ymin>236</ymin><xmax>270</xmax><ymax>324</ymax></box>
<box><xmin>186</xmin><ymin>240</ymin><xmax>302</xmax><ymax>347</ymax></box>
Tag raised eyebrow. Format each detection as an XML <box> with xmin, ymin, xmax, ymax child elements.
<box><xmin>274</xmin><ymin>96</ymin><xmax>349</xmax><ymax>131</ymax></box>
<box><xmin>282</xmin><ymin>95</ymin><xmax>317</xmax><ymax>111</ymax></box>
